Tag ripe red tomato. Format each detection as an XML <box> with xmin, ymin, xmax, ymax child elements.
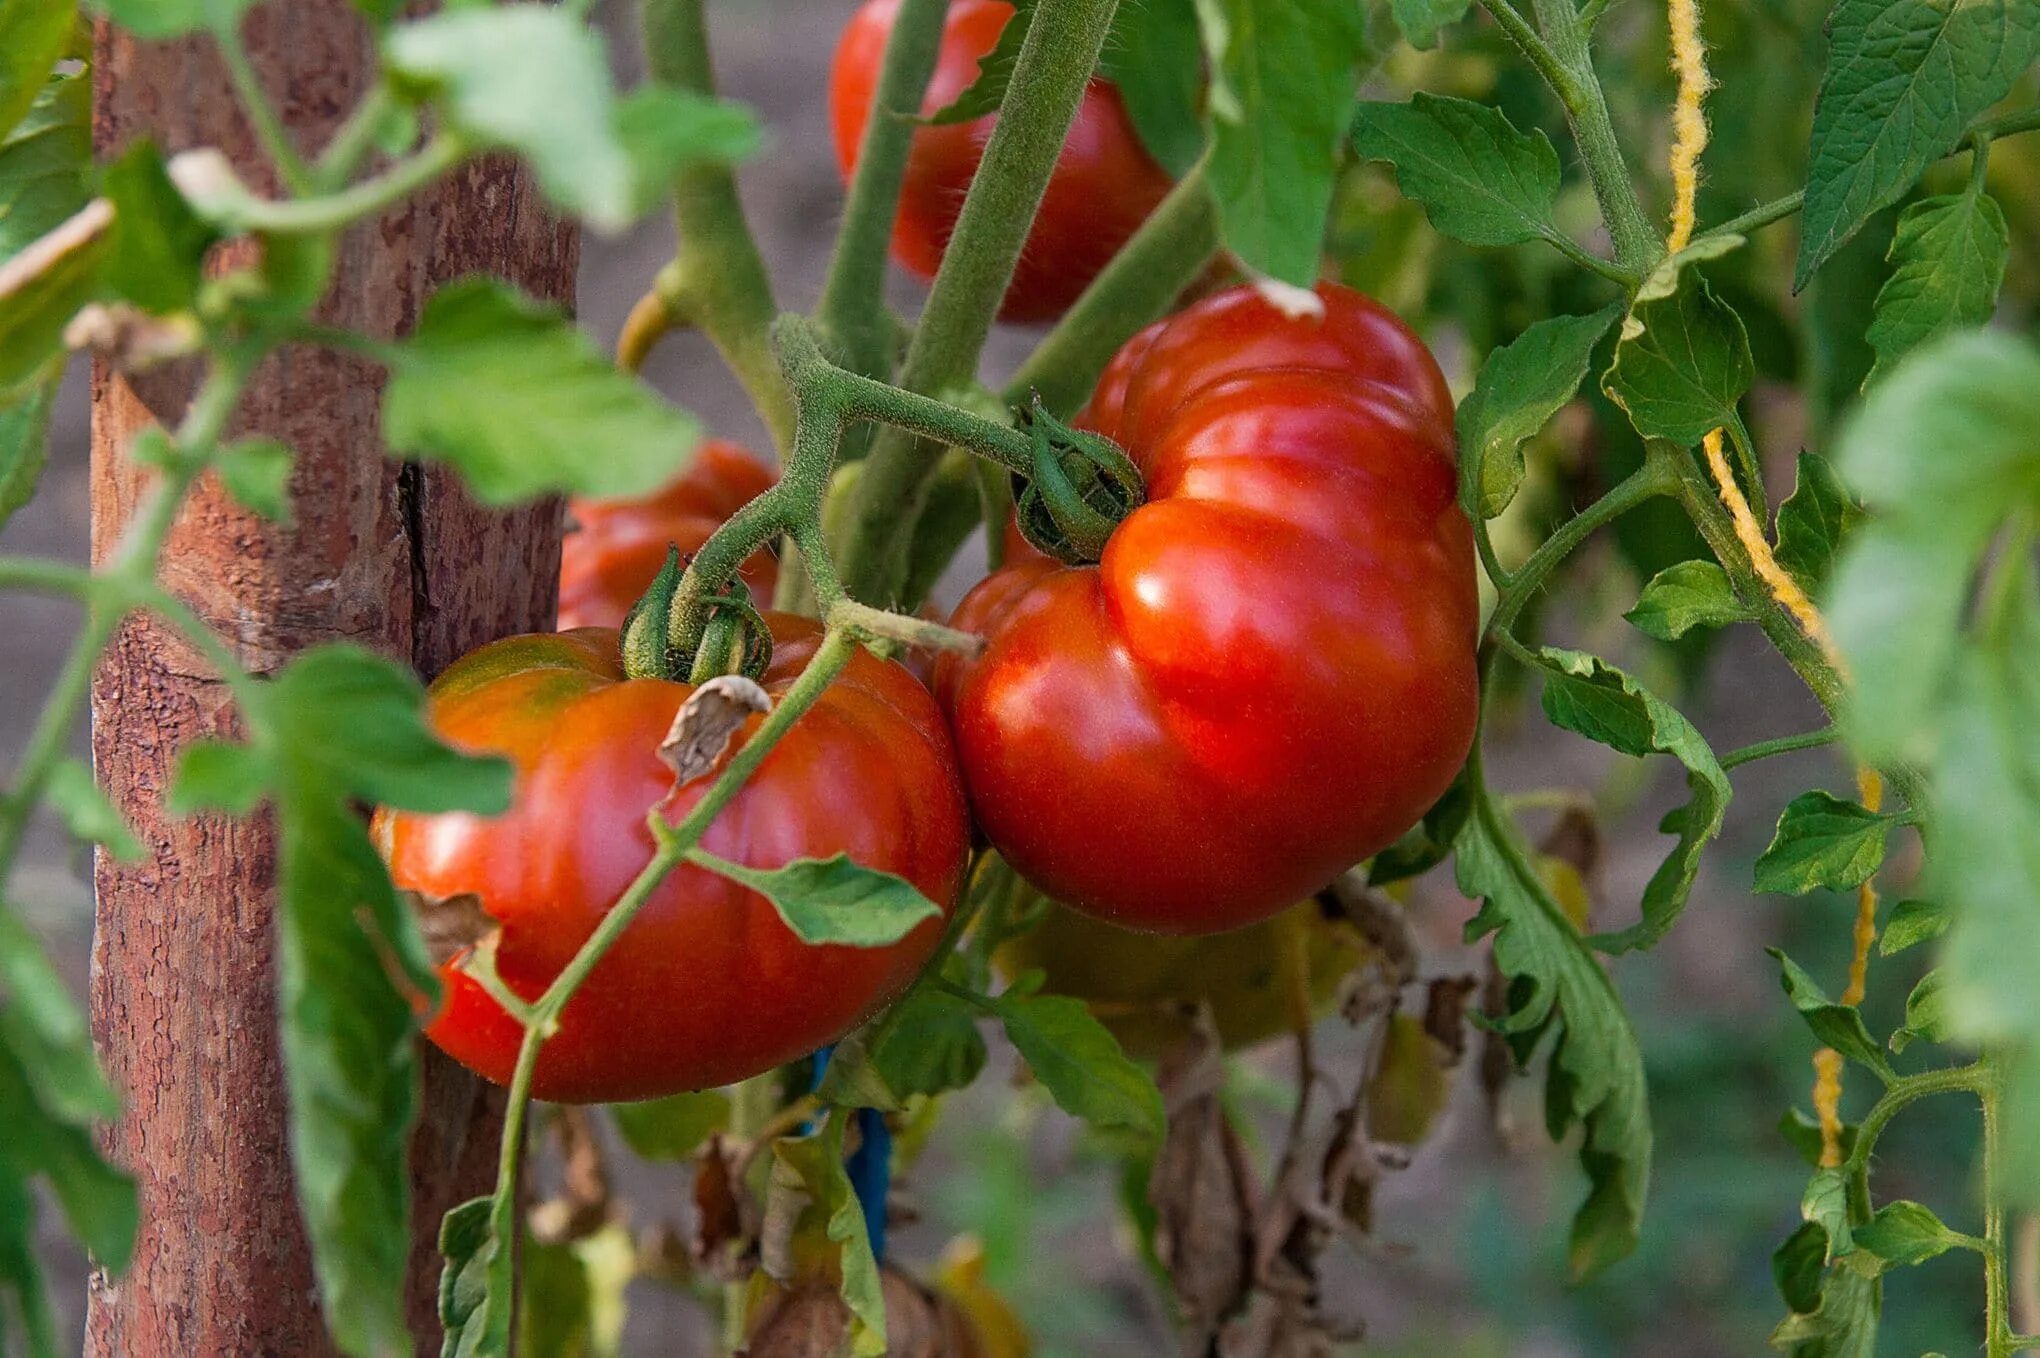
<box><xmin>828</xmin><ymin>0</ymin><xmax>1175</xmax><ymax>324</ymax></box>
<box><xmin>376</xmin><ymin>617</ymin><xmax>970</xmax><ymax>1103</ymax></box>
<box><xmin>559</xmin><ymin>439</ymin><xmax>778</xmax><ymax>630</ymax></box>
<box><xmin>935</xmin><ymin>283</ymin><xmax>1479</xmax><ymax>934</ymax></box>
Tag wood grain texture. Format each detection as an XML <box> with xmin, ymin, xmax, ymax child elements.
<box><xmin>86</xmin><ymin>9</ymin><xmax>576</xmax><ymax>1355</ymax></box>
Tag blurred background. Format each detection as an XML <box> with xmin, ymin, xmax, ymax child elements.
<box><xmin>18</xmin><ymin>0</ymin><xmax>2027</xmax><ymax>1352</ymax></box>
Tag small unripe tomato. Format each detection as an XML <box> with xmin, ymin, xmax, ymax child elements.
<box><xmin>559</xmin><ymin>439</ymin><xmax>777</xmax><ymax>630</ymax></box>
<box><xmin>375</xmin><ymin>617</ymin><xmax>970</xmax><ymax>1103</ymax></box>
<box><xmin>995</xmin><ymin>897</ymin><xmax>1369</xmax><ymax>1060</ymax></box>
<box><xmin>828</xmin><ymin>0</ymin><xmax>1175</xmax><ymax>323</ymax></box>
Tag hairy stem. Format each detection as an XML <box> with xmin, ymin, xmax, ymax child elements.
<box><xmin>1520</xmin><ymin>0</ymin><xmax>1661</xmax><ymax>270</ymax></box>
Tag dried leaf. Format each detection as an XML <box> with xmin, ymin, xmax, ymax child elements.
<box><xmin>405</xmin><ymin>889</ymin><xmax>494</xmax><ymax>968</ymax></box>
<box><xmin>744</xmin><ymin>1269</ymin><xmax>973</xmax><ymax>1358</ymax></box>
<box><xmin>693</xmin><ymin>1133</ymin><xmax>754</xmax><ymax>1283</ymax></box>
<box><xmin>1420</xmin><ymin>975</ymin><xmax>1478</xmax><ymax>1063</ymax></box>
<box><xmin>1322</xmin><ymin>878</ymin><xmax>1416</xmax><ymax>987</ymax></box>
<box><xmin>528</xmin><ymin>1107</ymin><xmax>611</xmax><ymax>1245</ymax></box>
<box><xmin>1150</xmin><ymin>1017</ymin><xmax>1256</xmax><ymax>1336</ymax></box>
<box><xmin>659</xmin><ymin>674</ymin><xmax>771</xmax><ymax>786</ymax></box>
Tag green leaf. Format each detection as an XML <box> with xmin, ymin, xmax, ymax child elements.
<box><xmin>89</xmin><ymin>0</ymin><xmax>256</xmax><ymax>39</ymax></box>
<box><xmin>0</xmin><ymin>1040</ymin><xmax>137</xmax><ymax>1272</ymax></box>
<box><xmin>1457</xmin><ymin>305</ymin><xmax>1621</xmax><ymax>519</ymax></box>
<box><xmin>1780</xmin><ymin>1106</ymin><xmax>1858</xmax><ymax>1169</ymax></box>
<box><xmin>0</xmin><ymin>1160</ymin><xmax>58</xmax><ymax>1358</ymax></box>
<box><xmin>1866</xmin><ymin>185</ymin><xmax>2007</xmax><ymax>385</ymax></box>
<box><xmin>991</xmin><ymin>986</ymin><xmax>1163</xmax><ymax>1141</ymax></box>
<box><xmin>1455</xmin><ymin>800</ymin><xmax>1651</xmax><ymax>1276</ymax></box>
<box><xmin>1350</xmin><ymin>94</ymin><xmax>1563</xmax><ymax>249</ymax></box>
<box><xmin>1878</xmin><ymin>898</ymin><xmax>1947</xmax><ymax>957</ymax></box>
<box><xmin>1625</xmin><ymin>559</ymin><xmax>1753</xmax><ymax>640</ymax></box>
<box><xmin>611</xmin><ymin>85</ymin><xmax>762</xmax><ymax>210</ymax></box>
<box><xmin>0</xmin><ymin>0</ymin><xmax>74</xmax><ymax>142</ymax></box>
<box><xmin>1887</xmin><ymin>969</ymin><xmax>1950</xmax><ymax>1054</ymax></box>
<box><xmin>168</xmin><ymin>739</ymin><xmax>272</xmax><ymax>816</ymax></box>
<box><xmin>516</xmin><ymin>1232</ymin><xmax>595</xmax><ymax>1358</ymax></box>
<box><xmin>171</xmin><ymin>645</ymin><xmax>513</xmax><ymax>1358</ymax></box>
<box><xmin>1848</xmin><ymin>1199</ymin><xmax>1966</xmax><ymax>1272</ymax></box>
<box><xmin>927</xmin><ymin>0</ymin><xmax>1033</xmax><ymax>125</ymax></box>
<box><xmin>383</xmin><ymin>278</ymin><xmax>699</xmax><ymax>506</ymax></box>
<box><xmin>1773</xmin><ymin>453</ymin><xmax>1864</xmax><ymax>595</ymax></box>
<box><xmin>437</xmin><ymin>1195</ymin><xmax>512</xmax><ymax>1358</ymax></box>
<box><xmin>611</xmin><ymin>1091</ymin><xmax>730</xmax><ymax>1162</ymax></box>
<box><xmin>1391</xmin><ymin>0</ymin><xmax>1474</xmax><ymax>48</ymax></box>
<box><xmin>766</xmin><ymin>1128</ymin><xmax>886</xmax><ymax>1357</ymax></box>
<box><xmin>0</xmin><ymin>366</ymin><xmax>58</xmax><ymax>531</ymax></box>
<box><xmin>1603</xmin><ymin>272</ymin><xmax>1754</xmax><ymax>445</ymax></box>
<box><xmin>1101</xmin><ymin>0</ymin><xmax>1206</xmax><ymax>176</ymax></box>
<box><xmin>1769</xmin><ymin>1262</ymin><xmax>1878</xmax><ymax>1356</ymax></box>
<box><xmin>1792</xmin><ymin>0</ymin><xmax>2040</xmax><ymax>288</ymax></box>
<box><xmin>1367</xmin><ymin>773</ymin><xmax>1471</xmax><ymax>886</ymax></box>
<box><xmin>1769</xmin><ymin>948</ymin><xmax>1897</xmax><ymax>1083</ymax></box>
<box><xmin>1753</xmin><ymin>792</ymin><xmax>1895</xmax><ymax>896</ymax></box>
<box><xmin>690</xmin><ymin>851</ymin><xmax>942</xmax><ymax>948</ymax></box>
<box><xmin>212</xmin><ymin>437</ymin><xmax>295</xmax><ymax>522</ymax></box>
<box><xmin>0</xmin><ymin>195</ymin><xmax>109</xmax><ymax>393</ymax></box>
<box><xmin>820</xmin><ymin>984</ymin><xmax>987</xmax><ymax>1112</ymax></box>
<box><xmin>1530</xmin><ymin>647</ymin><xmax>1730</xmax><ymax>952</ymax></box>
<box><xmin>100</xmin><ymin>139</ymin><xmax>218</xmax><ymax>315</ymax></box>
<box><xmin>1773</xmin><ymin>1220</ymin><xmax>1829</xmax><ymax>1315</ymax></box>
<box><xmin>1800</xmin><ymin>1166</ymin><xmax>1852</xmax><ymax>1257</ymax></box>
<box><xmin>0</xmin><ymin>71</ymin><xmax>91</xmax><ymax>265</ymax></box>
<box><xmin>1202</xmin><ymin>0</ymin><xmax>1378</xmax><ymax>285</ymax></box>
<box><xmin>0</xmin><ymin>909</ymin><xmax>119</xmax><ymax>1126</ymax></box>
<box><xmin>44</xmin><ymin>757</ymin><xmax>144</xmax><ymax>862</ymax></box>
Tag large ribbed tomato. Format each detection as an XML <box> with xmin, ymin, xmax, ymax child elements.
<box><xmin>376</xmin><ymin>617</ymin><xmax>969</xmax><ymax>1103</ymax></box>
<box><xmin>828</xmin><ymin>0</ymin><xmax>1174</xmax><ymax>324</ymax></box>
<box><xmin>559</xmin><ymin>439</ymin><xmax>778</xmax><ymax>630</ymax></box>
<box><xmin>935</xmin><ymin>283</ymin><xmax>1478</xmax><ymax>934</ymax></box>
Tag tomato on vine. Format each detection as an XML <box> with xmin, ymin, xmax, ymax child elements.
<box><xmin>936</xmin><ymin>282</ymin><xmax>1479</xmax><ymax>934</ymax></box>
<box><xmin>559</xmin><ymin>438</ymin><xmax>778</xmax><ymax>630</ymax></box>
<box><xmin>375</xmin><ymin>617</ymin><xmax>970</xmax><ymax>1103</ymax></box>
<box><xmin>828</xmin><ymin>0</ymin><xmax>1175</xmax><ymax>323</ymax></box>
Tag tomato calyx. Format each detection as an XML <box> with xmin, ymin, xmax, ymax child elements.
<box><xmin>1011</xmin><ymin>399</ymin><xmax>1143</xmax><ymax>564</ymax></box>
<box><xmin>620</xmin><ymin>546</ymin><xmax>774</xmax><ymax>683</ymax></box>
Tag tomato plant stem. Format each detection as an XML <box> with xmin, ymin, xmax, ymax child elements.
<box><xmin>211</xmin><ymin>19</ymin><xmax>315</xmax><ymax>196</ymax></box>
<box><xmin>838</xmin><ymin>0</ymin><xmax>1125</xmax><ymax>603</ymax></box>
<box><xmin>815</xmin><ymin>0</ymin><xmax>950</xmax><ymax>377</ymax></box>
<box><xmin>205</xmin><ymin>133</ymin><xmax>467</xmax><ymax>234</ymax></box>
<box><xmin>1718</xmin><ymin>727</ymin><xmax>1839</xmax><ymax>770</ymax></box>
<box><xmin>641</xmin><ymin>0</ymin><xmax>797</xmax><ymax>454</ymax></box>
<box><xmin>1485</xmin><ymin>452</ymin><xmax>1679</xmax><ymax>636</ymax></box>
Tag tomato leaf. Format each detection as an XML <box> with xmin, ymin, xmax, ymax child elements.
<box><xmin>1768</xmin><ymin>1260</ymin><xmax>1879</xmax><ymax>1356</ymax></box>
<box><xmin>87</xmin><ymin>0</ymin><xmax>257</xmax><ymax>39</ymax></box>
<box><xmin>1457</xmin><ymin>304</ymin><xmax>1621</xmax><ymax>519</ymax></box>
<box><xmin>1455</xmin><ymin>799</ymin><xmax>1651</xmax><ymax>1277</ymax></box>
<box><xmin>1603</xmin><ymin>271</ymin><xmax>1753</xmax><ymax>446</ymax></box>
<box><xmin>1625</xmin><ymin>559</ymin><xmax>1753</xmax><ymax>641</ymax></box>
<box><xmin>1753</xmin><ymin>792</ymin><xmax>1895</xmax><ymax>897</ymax></box>
<box><xmin>990</xmin><ymin>986</ymin><xmax>1163</xmax><ymax>1142</ymax></box>
<box><xmin>689</xmin><ymin>850</ymin><xmax>943</xmax><ymax>948</ymax></box>
<box><xmin>1847</xmin><ymin>1200</ymin><xmax>1966</xmax><ymax>1273</ymax></box>
<box><xmin>0</xmin><ymin>366</ymin><xmax>59</xmax><ymax>532</ymax></box>
<box><xmin>0</xmin><ymin>71</ymin><xmax>90</xmax><ymax>267</ymax></box>
<box><xmin>0</xmin><ymin>909</ymin><xmax>120</xmax><ymax>1129</ymax></box>
<box><xmin>611</xmin><ymin>1091</ymin><xmax>730</xmax><ymax>1162</ymax></box>
<box><xmin>0</xmin><ymin>0</ymin><xmax>73</xmax><ymax>143</ymax></box>
<box><xmin>1530</xmin><ymin>647</ymin><xmax>1730</xmax><ymax>953</ymax></box>
<box><xmin>1792</xmin><ymin>0</ymin><xmax>2039</xmax><ymax>288</ymax></box>
<box><xmin>820</xmin><ymin>984</ymin><xmax>988</xmax><ymax>1112</ymax></box>
<box><xmin>0</xmin><ymin>1037</ymin><xmax>138</xmax><ymax>1277</ymax></box>
<box><xmin>764</xmin><ymin>1127</ymin><xmax>887</xmax><ymax>1357</ymax></box>
<box><xmin>1201</xmin><ymin>0</ymin><xmax>1381</xmax><ymax>285</ymax></box>
<box><xmin>213</xmin><ymin>437</ymin><xmax>296</xmax><ymax>523</ymax></box>
<box><xmin>1349</xmin><ymin>94</ymin><xmax>1563</xmax><ymax>249</ymax></box>
<box><xmin>1390</xmin><ymin>0</ymin><xmax>1474</xmax><ymax>49</ymax></box>
<box><xmin>1773</xmin><ymin>452</ymin><xmax>1864</xmax><ymax>595</ymax></box>
<box><xmin>0</xmin><ymin>1159</ymin><xmax>59</xmax><ymax>1358</ymax></box>
<box><xmin>1887</xmin><ymin>970</ymin><xmax>1950</xmax><ymax>1054</ymax></box>
<box><xmin>0</xmin><ymin>197</ymin><xmax>109</xmax><ymax>394</ymax></box>
<box><xmin>926</xmin><ymin>0</ymin><xmax>1033</xmax><ymax>125</ymax></box>
<box><xmin>167</xmin><ymin>645</ymin><xmax>513</xmax><ymax>1358</ymax></box>
<box><xmin>1878</xmin><ymin>898</ymin><xmax>1947</xmax><ymax>957</ymax></box>
<box><xmin>1773</xmin><ymin>1219</ymin><xmax>1829</xmax><ymax>1316</ymax></box>
<box><xmin>1768</xmin><ymin>948</ymin><xmax>1897</xmax><ymax>1083</ymax></box>
<box><xmin>383</xmin><ymin>277</ymin><xmax>700</xmax><ymax>507</ymax></box>
<box><xmin>100</xmin><ymin>139</ymin><xmax>218</xmax><ymax>315</ymax></box>
<box><xmin>1101</xmin><ymin>0</ymin><xmax>1206</xmax><ymax>175</ymax></box>
<box><xmin>43</xmin><ymin>757</ymin><xmax>144</xmax><ymax>862</ymax></box>
<box><xmin>1865</xmin><ymin>185</ymin><xmax>2007</xmax><ymax>388</ymax></box>
<box><xmin>437</xmin><ymin>1195</ymin><xmax>513</xmax><ymax>1358</ymax></box>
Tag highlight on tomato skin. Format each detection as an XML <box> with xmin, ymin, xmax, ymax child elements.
<box><xmin>558</xmin><ymin>438</ymin><xmax>779</xmax><ymax>630</ymax></box>
<box><xmin>827</xmin><ymin>0</ymin><xmax>1176</xmax><ymax>324</ymax></box>
<box><xmin>936</xmin><ymin>281</ymin><xmax>1481</xmax><ymax>936</ymax></box>
<box><xmin>373</xmin><ymin>615</ymin><xmax>971</xmax><ymax>1105</ymax></box>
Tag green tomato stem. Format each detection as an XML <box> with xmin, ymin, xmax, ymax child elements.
<box><xmin>312</xmin><ymin>84</ymin><xmax>397</xmax><ymax>193</ymax></box>
<box><xmin>204</xmin><ymin>133</ymin><xmax>468</xmax><ymax>235</ymax></box>
<box><xmin>838</xmin><ymin>0</ymin><xmax>1125</xmax><ymax>603</ymax></box>
<box><xmin>1485</xmin><ymin>451</ymin><xmax>1679</xmax><ymax>638</ymax></box>
<box><xmin>1718</xmin><ymin>727</ymin><xmax>1839</xmax><ymax>770</ymax></box>
<box><xmin>815</xmin><ymin>0</ymin><xmax>951</xmax><ymax>378</ymax></box>
<box><xmin>213</xmin><ymin>19</ymin><xmax>315</xmax><ymax>196</ymax></box>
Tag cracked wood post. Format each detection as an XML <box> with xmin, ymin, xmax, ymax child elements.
<box><xmin>85</xmin><ymin>9</ymin><xmax>575</xmax><ymax>1354</ymax></box>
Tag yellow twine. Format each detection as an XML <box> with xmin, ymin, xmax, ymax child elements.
<box><xmin>1665</xmin><ymin>0</ymin><xmax>1713</xmax><ymax>252</ymax></box>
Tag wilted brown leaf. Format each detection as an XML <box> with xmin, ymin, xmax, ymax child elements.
<box><xmin>660</xmin><ymin>674</ymin><xmax>772</xmax><ymax>785</ymax></box>
<box><xmin>1151</xmin><ymin>1015</ymin><xmax>1256</xmax><ymax>1339</ymax></box>
<box><xmin>695</xmin><ymin>1133</ymin><xmax>757</xmax><ymax>1283</ymax></box>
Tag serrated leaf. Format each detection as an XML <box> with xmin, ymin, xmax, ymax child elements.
<box><xmin>1391</xmin><ymin>0</ymin><xmax>1474</xmax><ymax>48</ymax></box>
<box><xmin>1866</xmin><ymin>186</ymin><xmax>2007</xmax><ymax>385</ymax></box>
<box><xmin>1800</xmin><ymin>1166</ymin><xmax>1852</xmax><ymax>1257</ymax></box>
<box><xmin>1769</xmin><ymin>1262</ymin><xmax>1878</xmax><ymax>1356</ymax></box>
<box><xmin>383</xmin><ymin>277</ymin><xmax>699</xmax><ymax>506</ymax></box>
<box><xmin>1202</xmin><ymin>0</ymin><xmax>1377</xmax><ymax>285</ymax></box>
<box><xmin>1458</xmin><ymin>305</ymin><xmax>1621</xmax><ymax>518</ymax></box>
<box><xmin>1774</xmin><ymin>1219</ymin><xmax>1828</xmax><ymax>1315</ymax></box>
<box><xmin>0</xmin><ymin>366</ymin><xmax>58</xmax><ymax>530</ymax></box>
<box><xmin>214</xmin><ymin>437</ymin><xmax>295</xmax><ymax>522</ymax></box>
<box><xmin>1773</xmin><ymin>452</ymin><xmax>1864</xmax><ymax>595</ymax></box>
<box><xmin>1849</xmin><ymin>1199</ymin><xmax>1965</xmax><ymax>1271</ymax></box>
<box><xmin>992</xmin><ymin>988</ymin><xmax>1163</xmax><ymax>1141</ymax></box>
<box><xmin>1888</xmin><ymin>970</ymin><xmax>1950</xmax><ymax>1054</ymax></box>
<box><xmin>611</xmin><ymin>1090</ymin><xmax>729</xmax><ymax>1162</ymax></box>
<box><xmin>1531</xmin><ymin>647</ymin><xmax>1730</xmax><ymax>952</ymax></box>
<box><xmin>927</xmin><ymin>0</ymin><xmax>1033</xmax><ymax>125</ymax></box>
<box><xmin>0</xmin><ymin>0</ymin><xmax>74</xmax><ymax>143</ymax></box>
<box><xmin>1603</xmin><ymin>272</ymin><xmax>1753</xmax><ymax>446</ymax></box>
<box><xmin>1368</xmin><ymin>774</ymin><xmax>1471</xmax><ymax>886</ymax></box>
<box><xmin>0</xmin><ymin>1039</ymin><xmax>137</xmax><ymax>1273</ymax></box>
<box><xmin>1753</xmin><ymin>791</ymin><xmax>1894</xmax><ymax>896</ymax></box>
<box><xmin>44</xmin><ymin>757</ymin><xmax>143</xmax><ymax>862</ymax></box>
<box><xmin>819</xmin><ymin>985</ymin><xmax>987</xmax><ymax>1112</ymax></box>
<box><xmin>1878</xmin><ymin>898</ymin><xmax>1947</xmax><ymax>957</ymax></box>
<box><xmin>0</xmin><ymin>909</ymin><xmax>119</xmax><ymax>1127</ymax></box>
<box><xmin>1101</xmin><ymin>0</ymin><xmax>1206</xmax><ymax>175</ymax></box>
<box><xmin>1625</xmin><ymin>559</ymin><xmax>1753</xmax><ymax>640</ymax></box>
<box><xmin>1770</xmin><ymin>948</ymin><xmax>1896</xmax><ymax>1083</ymax></box>
<box><xmin>0</xmin><ymin>71</ymin><xmax>90</xmax><ymax>266</ymax></box>
<box><xmin>437</xmin><ymin>1195</ymin><xmax>513</xmax><ymax>1358</ymax></box>
<box><xmin>1793</xmin><ymin>0</ymin><xmax>2039</xmax><ymax>287</ymax></box>
<box><xmin>1350</xmin><ymin>94</ymin><xmax>1563</xmax><ymax>249</ymax></box>
<box><xmin>690</xmin><ymin>851</ymin><xmax>942</xmax><ymax>948</ymax></box>
<box><xmin>100</xmin><ymin>139</ymin><xmax>218</xmax><ymax>315</ymax></box>
<box><xmin>612</xmin><ymin>85</ymin><xmax>762</xmax><ymax>208</ymax></box>
<box><xmin>0</xmin><ymin>196</ymin><xmax>109</xmax><ymax>392</ymax></box>
<box><xmin>89</xmin><ymin>0</ymin><xmax>257</xmax><ymax>39</ymax></box>
<box><xmin>1455</xmin><ymin>800</ymin><xmax>1651</xmax><ymax>1276</ymax></box>
<box><xmin>1780</xmin><ymin>1106</ymin><xmax>1858</xmax><ymax>1169</ymax></box>
<box><xmin>766</xmin><ymin>1128</ymin><xmax>887</xmax><ymax>1357</ymax></box>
